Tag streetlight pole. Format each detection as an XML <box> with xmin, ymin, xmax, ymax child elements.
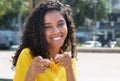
<box><xmin>93</xmin><ymin>0</ymin><xmax>98</xmax><ymax>47</ymax></box>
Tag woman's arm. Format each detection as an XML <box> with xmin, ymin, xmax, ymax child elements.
<box><xmin>66</xmin><ymin>66</ymin><xmax>76</xmax><ymax>81</ymax></box>
<box><xmin>55</xmin><ymin>52</ymin><xmax>76</xmax><ymax>81</ymax></box>
<box><xmin>25</xmin><ymin>56</ymin><xmax>52</xmax><ymax>81</ymax></box>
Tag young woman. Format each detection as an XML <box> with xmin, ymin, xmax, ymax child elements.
<box><xmin>12</xmin><ymin>1</ymin><xmax>77</xmax><ymax>81</ymax></box>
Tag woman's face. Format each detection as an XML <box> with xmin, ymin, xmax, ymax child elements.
<box><xmin>44</xmin><ymin>10</ymin><xmax>68</xmax><ymax>49</ymax></box>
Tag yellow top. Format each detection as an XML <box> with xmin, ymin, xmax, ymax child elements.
<box><xmin>13</xmin><ymin>48</ymin><xmax>77</xmax><ymax>81</ymax></box>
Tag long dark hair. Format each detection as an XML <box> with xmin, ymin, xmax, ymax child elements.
<box><xmin>12</xmin><ymin>0</ymin><xmax>77</xmax><ymax>67</ymax></box>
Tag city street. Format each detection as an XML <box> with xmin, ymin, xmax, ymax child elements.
<box><xmin>0</xmin><ymin>50</ymin><xmax>120</xmax><ymax>81</ymax></box>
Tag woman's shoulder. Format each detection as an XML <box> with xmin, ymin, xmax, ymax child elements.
<box><xmin>21</xmin><ymin>48</ymin><xmax>31</xmax><ymax>53</ymax></box>
<box><xmin>19</xmin><ymin>48</ymin><xmax>32</xmax><ymax>58</ymax></box>
<box><xmin>72</xmin><ymin>58</ymin><xmax>77</xmax><ymax>63</ymax></box>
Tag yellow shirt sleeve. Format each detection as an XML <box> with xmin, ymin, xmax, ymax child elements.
<box><xmin>13</xmin><ymin>48</ymin><xmax>33</xmax><ymax>81</ymax></box>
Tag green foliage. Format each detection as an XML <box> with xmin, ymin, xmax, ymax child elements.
<box><xmin>0</xmin><ymin>0</ymin><xmax>111</xmax><ymax>29</ymax></box>
<box><xmin>0</xmin><ymin>0</ymin><xmax>11</xmax><ymax>17</ymax></box>
<box><xmin>61</xmin><ymin>0</ymin><xmax>111</xmax><ymax>27</ymax></box>
<box><xmin>0</xmin><ymin>0</ymin><xmax>29</xmax><ymax>30</ymax></box>
<box><xmin>9</xmin><ymin>0</ymin><xmax>28</xmax><ymax>15</ymax></box>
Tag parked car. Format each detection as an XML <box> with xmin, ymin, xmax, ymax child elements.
<box><xmin>82</xmin><ymin>41</ymin><xmax>102</xmax><ymax>48</ymax></box>
<box><xmin>10</xmin><ymin>44</ymin><xmax>19</xmax><ymax>50</ymax></box>
<box><xmin>110</xmin><ymin>41</ymin><xmax>116</xmax><ymax>48</ymax></box>
<box><xmin>0</xmin><ymin>36</ymin><xmax>10</xmax><ymax>49</ymax></box>
<box><xmin>104</xmin><ymin>41</ymin><xmax>117</xmax><ymax>48</ymax></box>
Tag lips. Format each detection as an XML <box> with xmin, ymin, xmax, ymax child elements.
<box><xmin>52</xmin><ymin>37</ymin><xmax>61</xmax><ymax>40</ymax></box>
<box><xmin>51</xmin><ymin>35</ymin><xmax>63</xmax><ymax>41</ymax></box>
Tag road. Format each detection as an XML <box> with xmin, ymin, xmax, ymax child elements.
<box><xmin>0</xmin><ymin>50</ymin><xmax>120</xmax><ymax>81</ymax></box>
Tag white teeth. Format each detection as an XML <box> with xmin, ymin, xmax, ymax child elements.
<box><xmin>52</xmin><ymin>37</ymin><xmax>61</xmax><ymax>40</ymax></box>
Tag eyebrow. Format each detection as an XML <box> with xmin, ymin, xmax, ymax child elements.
<box><xmin>58</xmin><ymin>20</ymin><xmax>65</xmax><ymax>23</ymax></box>
<box><xmin>44</xmin><ymin>19</ymin><xmax>65</xmax><ymax>25</ymax></box>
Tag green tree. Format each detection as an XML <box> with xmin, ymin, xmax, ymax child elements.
<box><xmin>0</xmin><ymin>1</ymin><xmax>11</xmax><ymax>17</ymax></box>
<box><xmin>0</xmin><ymin>0</ymin><xmax>29</xmax><ymax>30</ymax></box>
<box><xmin>61</xmin><ymin>0</ymin><xmax>111</xmax><ymax>27</ymax></box>
<box><xmin>0</xmin><ymin>0</ymin><xmax>111</xmax><ymax>29</ymax></box>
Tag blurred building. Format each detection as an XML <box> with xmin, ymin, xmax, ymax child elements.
<box><xmin>109</xmin><ymin>0</ymin><xmax>120</xmax><ymax>12</ymax></box>
<box><xmin>95</xmin><ymin>0</ymin><xmax>120</xmax><ymax>44</ymax></box>
<box><xmin>0</xmin><ymin>30</ymin><xmax>19</xmax><ymax>49</ymax></box>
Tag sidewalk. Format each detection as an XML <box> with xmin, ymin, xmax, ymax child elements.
<box><xmin>0</xmin><ymin>51</ymin><xmax>14</xmax><ymax>80</ymax></box>
<box><xmin>76</xmin><ymin>52</ymin><xmax>120</xmax><ymax>81</ymax></box>
<box><xmin>77</xmin><ymin>48</ymin><xmax>120</xmax><ymax>53</ymax></box>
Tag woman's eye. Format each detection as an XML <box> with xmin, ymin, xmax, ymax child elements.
<box><xmin>58</xmin><ymin>23</ymin><xmax>64</xmax><ymax>27</ymax></box>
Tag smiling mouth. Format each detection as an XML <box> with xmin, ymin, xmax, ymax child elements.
<box><xmin>51</xmin><ymin>35</ymin><xmax>62</xmax><ymax>41</ymax></box>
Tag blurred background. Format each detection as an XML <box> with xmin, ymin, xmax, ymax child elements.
<box><xmin>0</xmin><ymin>0</ymin><xmax>120</xmax><ymax>49</ymax></box>
<box><xmin>0</xmin><ymin>0</ymin><xmax>120</xmax><ymax>81</ymax></box>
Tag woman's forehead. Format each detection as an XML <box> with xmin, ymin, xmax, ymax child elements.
<box><xmin>44</xmin><ymin>10</ymin><xmax>65</xmax><ymax>23</ymax></box>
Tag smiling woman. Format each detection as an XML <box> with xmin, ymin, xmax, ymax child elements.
<box><xmin>12</xmin><ymin>1</ymin><xmax>77</xmax><ymax>81</ymax></box>
<box><xmin>44</xmin><ymin>11</ymin><xmax>68</xmax><ymax>51</ymax></box>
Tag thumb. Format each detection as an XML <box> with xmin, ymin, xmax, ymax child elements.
<box><xmin>34</xmin><ymin>56</ymin><xmax>43</xmax><ymax>62</ymax></box>
<box><xmin>54</xmin><ymin>54</ymin><xmax>63</xmax><ymax>62</ymax></box>
<box><xmin>63</xmin><ymin>52</ymin><xmax>71</xmax><ymax>57</ymax></box>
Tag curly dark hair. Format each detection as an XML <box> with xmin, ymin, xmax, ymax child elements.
<box><xmin>12</xmin><ymin>0</ymin><xmax>77</xmax><ymax>67</ymax></box>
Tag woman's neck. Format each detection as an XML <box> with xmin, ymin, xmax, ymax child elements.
<box><xmin>48</xmin><ymin>48</ymin><xmax>60</xmax><ymax>59</ymax></box>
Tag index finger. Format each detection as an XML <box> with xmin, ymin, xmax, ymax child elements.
<box><xmin>40</xmin><ymin>59</ymin><xmax>52</xmax><ymax>66</ymax></box>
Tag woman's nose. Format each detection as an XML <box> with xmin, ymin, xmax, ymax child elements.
<box><xmin>53</xmin><ymin>27</ymin><xmax>60</xmax><ymax>34</ymax></box>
